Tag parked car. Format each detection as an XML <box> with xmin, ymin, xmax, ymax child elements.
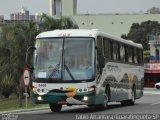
<box><xmin>155</xmin><ymin>82</ymin><xmax>160</xmax><ymax>89</ymax></box>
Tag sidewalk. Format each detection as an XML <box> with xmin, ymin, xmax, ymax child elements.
<box><xmin>143</xmin><ymin>87</ymin><xmax>160</xmax><ymax>95</ymax></box>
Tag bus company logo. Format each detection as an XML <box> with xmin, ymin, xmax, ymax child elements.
<box><xmin>38</xmin><ymin>84</ymin><xmax>46</xmax><ymax>88</ymax></box>
<box><xmin>64</xmin><ymin>87</ymin><xmax>77</xmax><ymax>97</ymax></box>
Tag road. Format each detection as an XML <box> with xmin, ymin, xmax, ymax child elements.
<box><xmin>1</xmin><ymin>88</ymin><xmax>160</xmax><ymax>120</ymax></box>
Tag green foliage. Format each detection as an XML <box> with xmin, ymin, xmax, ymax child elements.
<box><xmin>0</xmin><ymin>14</ymin><xmax>79</xmax><ymax>99</ymax></box>
<box><xmin>143</xmin><ymin>50</ymin><xmax>150</xmax><ymax>56</ymax></box>
<box><xmin>0</xmin><ymin>22</ymin><xmax>38</xmax><ymax>96</ymax></box>
<box><xmin>121</xmin><ymin>20</ymin><xmax>160</xmax><ymax>50</ymax></box>
<box><xmin>143</xmin><ymin>50</ymin><xmax>150</xmax><ymax>63</ymax></box>
<box><xmin>39</xmin><ymin>14</ymin><xmax>78</xmax><ymax>31</ymax></box>
<box><xmin>0</xmin><ymin>75</ymin><xmax>14</xmax><ymax>98</ymax></box>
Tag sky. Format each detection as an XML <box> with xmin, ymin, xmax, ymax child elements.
<box><xmin>0</xmin><ymin>0</ymin><xmax>160</xmax><ymax>19</ymax></box>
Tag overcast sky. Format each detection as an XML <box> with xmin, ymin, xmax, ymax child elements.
<box><xmin>0</xmin><ymin>0</ymin><xmax>160</xmax><ymax>19</ymax></box>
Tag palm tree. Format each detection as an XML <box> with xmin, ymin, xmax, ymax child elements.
<box><xmin>39</xmin><ymin>14</ymin><xmax>78</xmax><ymax>31</ymax></box>
<box><xmin>0</xmin><ymin>22</ymin><xmax>38</xmax><ymax>106</ymax></box>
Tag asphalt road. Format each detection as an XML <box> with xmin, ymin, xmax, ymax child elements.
<box><xmin>1</xmin><ymin>88</ymin><xmax>160</xmax><ymax>120</ymax></box>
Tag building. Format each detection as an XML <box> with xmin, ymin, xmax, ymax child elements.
<box><xmin>10</xmin><ymin>7</ymin><xmax>35</xmax><ymax>21</ymax></box>
<box><xmin>51</xmin><ymin>0</ymin><xmax>160</xmax><ymax>37</ymax></box>
<box><xmin>144</xmin><ymin>36</ymin><xmax>160</xmax><ymax>87</ymax></box>
<box><xmin>0</xmin><ymin>15</ymin><xmax>4</xmax><ymax>24</ymax></box>
<box><xmin>49</xmin><ymin>0</ymin><xmax>62</xmax><ymax>17</ymax></box>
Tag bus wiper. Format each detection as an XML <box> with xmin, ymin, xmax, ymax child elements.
<box><xmin>64</xmin><ymin>64</ymin><xmax>75</xmax><ymax>80</ymax></box>
<box><xmin>48</xmin><ymin>63</ymin><xmax>60</xmax><ymax>79</ymax></box>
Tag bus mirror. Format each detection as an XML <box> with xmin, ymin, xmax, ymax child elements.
<box><xmin>25</xmin><ymin>46</ymin><xmax>36</xmax><ymax>70</ymax></box>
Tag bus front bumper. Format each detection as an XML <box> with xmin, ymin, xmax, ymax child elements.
<box><xmin>32</xmin><ymin>92</ymin><xmax>96</xmax><ymax>105</ymax></box>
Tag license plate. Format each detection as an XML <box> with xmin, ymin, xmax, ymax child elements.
<box><xmin>58</xmin><ymin>100</ymin><xmax>67</xmax><ymax>104</ymax></box>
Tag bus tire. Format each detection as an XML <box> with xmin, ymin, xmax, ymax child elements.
<box><xmin>121</xmin><ymin>86</ymin><xmax>136</xmax><ymax>106</ymax></box>
<box><xmin>95</xmin><ymin>86</ymin><xmax>109</xmax><ymax>110</ymax></box>
<box><xmin>49</xmin><ymin>104</ymin><xmax>62</xmax><ymax>112</ymax></box>
<box><xmin>128</xmin><ymin>86</ymin><xmax>136</xmax><ymax>105</ymax></box>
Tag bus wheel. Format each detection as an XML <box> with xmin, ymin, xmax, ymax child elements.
<box><xmin>96</xmin><ymin>87</ymin><xmax>109</xmax><ymax>110</ymax></box>
<box><xmin>49</xmin><ymin>104</ymin><xmax>62</xmax><ymax>112</ymax></box>
<box><xmin>128</xmin><ymin>86</ymin><xmax>136</xmax><ymax>105</ymax></box>
<box><xmin>121</xmin><ymin>86</ymin><xmax>136</xmax><ymax>106</ymax></box>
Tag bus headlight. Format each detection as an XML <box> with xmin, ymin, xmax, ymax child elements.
<box><xmin>83</xmin><ymin>96</ymin><xmax>88</xmax><ymax>101</ymax></box>
<box><xmin>37</xmin><ymin>96</ymin><xmax>42</xmax><ymax>101</ymax></box>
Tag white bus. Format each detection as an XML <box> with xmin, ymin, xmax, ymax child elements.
<box><xmin>29</xmin><ymin>29</ymin><xmax>144</xmax><ymax>112</ymax></box>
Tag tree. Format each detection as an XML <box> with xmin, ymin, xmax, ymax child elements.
<box><xmin>143</xmin><ymin>50</ymin><xmax>150</xmax><ymax>63</ymax></box>
<box><xmin>0</xmin><ymin>22</ymin><xmax>38</xmax><ymax>106</ymax></box>
<box><xmin>39</xmin><ymin>14</ymin><xmax>78</xmax><ymax>31</ymax></box>
<box><xmin>0</xmin><ymin>75</ymin><xmax>14</xmax><ymax>98</ymax></box>
<box><xmin>147</xmin><ymin>7</ymin><xmax>160</xmax><ymax>14</ymax></box>
<box><xmin>0</xmin><ymin>14</ymin><xmax>79</xmax><ymax>106</ymax></box>
<box><xmin>121</xmin><ymin>20</ymin><xmax>160</xmax><ymax>50</ymax></box>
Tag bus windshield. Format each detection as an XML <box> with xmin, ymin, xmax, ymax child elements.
<box><xmin>33</xmin><ymin>37</ymin><xmax>95</xmax><ymax>81</ymax></box>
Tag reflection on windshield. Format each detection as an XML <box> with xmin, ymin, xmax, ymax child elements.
<box><xmin>34</xmin><ymin>37</ymin><xmax>95</xmax><ymax>81</ymax></box>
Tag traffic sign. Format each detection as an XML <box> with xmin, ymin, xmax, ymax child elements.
<box><xmin>23</xmin><ymin>67</ymin><xmax>30</xmax><ymax>86</ymax></box>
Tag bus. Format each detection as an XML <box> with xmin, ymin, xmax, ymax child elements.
<box><xmin>27</xmin><ymin>29</ymin><xmax>144</xmax><ymax>112</ymax></box>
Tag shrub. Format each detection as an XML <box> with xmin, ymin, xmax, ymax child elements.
<box><xmin>0</xmin><ymin>75</ymin><xmax>14</xmax><ymax>98</ymax></box>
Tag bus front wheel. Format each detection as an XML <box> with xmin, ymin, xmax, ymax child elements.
<box><xmin>49</xmin><ymin>104</ymin><xmax>62</xmax><ymax>112</ymax></box>
<box><xmin>128</xmin><ymin>86</ymin><xmax>136</xmax><ymax>105</ymax></box>
<box><xmin>95</xmin><ymin>87</ymin><xmax>109</xmax><ymax>110</ymax></box>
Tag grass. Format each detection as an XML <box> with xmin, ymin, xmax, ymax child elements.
<box><xmin>0</xmin><ymin>94</ymin><xmax>48</xmax><ymax>112</ymax></box>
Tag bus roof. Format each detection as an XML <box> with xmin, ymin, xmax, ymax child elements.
<box><xmin>36</xmin><ymin>29</ymin><xmax>143</xmax><ymax>49</ymax></box>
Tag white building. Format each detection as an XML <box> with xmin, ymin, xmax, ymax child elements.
<box><xmin>51</xmin><ymin>0</ymin><xmax>160</xmax><ymax>37</ymax></box>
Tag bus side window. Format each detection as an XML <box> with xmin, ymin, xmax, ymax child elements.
<box><xmin>128</xmin><ymin>46</ymin><xmax>133</xmax><ymax>63</ymax></box>
<box><xmin>113</xmin><ymin>41</ymin><xmax>119</xmax><ymax>61</ymax></box>
<box><xmin>124</xmin><ymin>45</ymin><xmax>128</xmax><ymax>62</ymax></box>
<box><xmin>137</xmin><ymin>48</ymin><xmax>143</xmax><ymax>64</ymax></box>
<box><xmin>140</xmin><ymin>49</ymin><xmax>144</xmax><ymax>65</ymax></box>
<box><xmin>97</xmin><ymin>36</ymin><xmax>103</xmax><ymax>52</ymax></box>
<box><xmin>134</xmin><ymin>48</ymin><xmax>138</xmax><ymax>64</ymax></box>
<box><xmin>103</xmin><ymin>38</ymin><xmax>109</xmax><ymax>61</ymax></box>
<box><xmin>109</xmin><ymin>40</ymin><xmax>113</xmax><ymax>60</ymax></box>
<box><xmin>120</xmin><ymin>44</ymin><xmax>125</xmax><ymax>62</ymax></box>
<box><xmin>141</xmin><ymin>50</ymin><xmax>144</xmax><ymax>64</ymax></box>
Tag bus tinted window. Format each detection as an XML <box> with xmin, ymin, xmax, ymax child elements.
<box><xmin>103</xmin><ymin>38</ymin><xmax>109</xmax><ymax>61</ymax></box>
<box><xmin>140</xmin><ymin>49</ymin><xmax>143</xmax><ymax>64</ymax></box>
<box><xmin>137</xmin><ymin>49</ymin><xmax>143</xmax><ymax>65</ymax></box>
<box><xmin>128</xmin><ymin>46</ymin><xmax>133</xmax><ymax>63</ymax></box>
<box><xmin>113</xmin><ymin>42</ymin><xmax>119</xmax><ymax>61</ymax></box>
<box><xmin>109</xmin><ymin>40</ymin><xmax>113</xmax><ymax>60</ymax></box>
<box><xmin>124</xmin><ymin>45</ymin><xmax>128</xmax><ymax>62</ymax></box>
<box><xmin>97</xmin><ymin>36</ymin><xmax>103</xmax><ymax>51</ymax></box>
<box><xmin>120</xmin><ymin>44</ymin><xmax>125</xmax><ymax>62</ymax></box>
<box><xmin>134</xmin><ymin>48</ymin><xmax>138</xmax><ymax>64</ymax></box>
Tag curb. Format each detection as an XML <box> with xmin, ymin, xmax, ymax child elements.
<box><xmin>0</xmin><ymin>107</ymin><xmax>49</xmax><ymax>114</ymax></box>
<box><xmin>143</xmin><ymin>91</ymin><xmax>160</xmax><ymax>95</ymax></box>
